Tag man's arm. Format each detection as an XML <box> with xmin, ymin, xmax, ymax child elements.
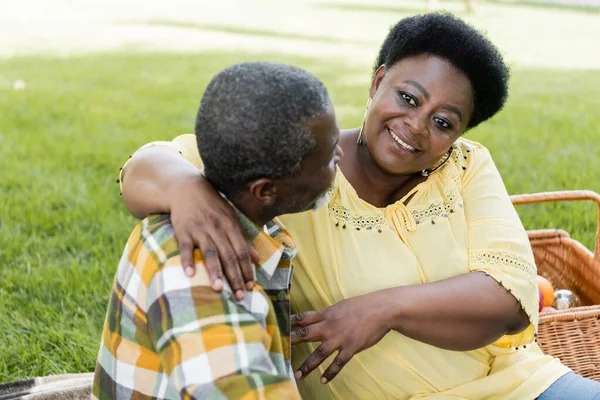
<box><xmin>146</xmin><ymin>257</ymin><xmax>300</xmax><ymax>399</ymax></box>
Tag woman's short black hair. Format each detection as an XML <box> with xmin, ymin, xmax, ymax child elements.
<box><xmin>374</xmin><ymin>13</ymin><xmax>509</xmax><ymax>129</ymax></box>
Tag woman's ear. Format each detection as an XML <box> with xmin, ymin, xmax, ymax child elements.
<box><xmin>370</xmin><ymin>65</ymin><xmax>387</xmax><ymax>99</ymax></box>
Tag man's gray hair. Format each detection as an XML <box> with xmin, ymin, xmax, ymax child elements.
<box><xmin>195</xmin><ymin>62</ymin><xmax>331</xmax><ymax>197</ymax></box>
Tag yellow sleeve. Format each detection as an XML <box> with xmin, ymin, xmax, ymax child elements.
<box><xmin>461</xmin><ymin>142</ymin><xmax>538</xmax><ymax>348</ymax></box>
<box><xmin>118</xmin><ymin>134</ymin><xmax>202</xmax><ymax>192</ymax></box>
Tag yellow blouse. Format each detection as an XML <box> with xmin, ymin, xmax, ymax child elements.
<box><xmin>127</xmin><ymin>134</ymin><xmax>569</xmax><ymax>400</ymax></box>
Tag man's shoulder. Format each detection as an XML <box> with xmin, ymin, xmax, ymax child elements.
<box><xmin>122</xmin><ymin>214</ymin><xmax>183</xmax><ymax>283</ymax></box>
<box><xmin>129</xmin><ymin>214</ymin><xmax>179</xmax><ymax>260</ymax></box>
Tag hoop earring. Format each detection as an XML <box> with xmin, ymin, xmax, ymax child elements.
<box><xmin>421</xmin><ymin>146</ymin><xmax>454</xmax><ymax>177</ymax></box>
<box><xmin>356</xmin><ymin>97</ymin><xmax>372</xmax><ymax>145</ymax></box>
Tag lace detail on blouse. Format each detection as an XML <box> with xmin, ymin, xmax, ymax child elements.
<box><xmin>472</xmin><ymin>249</ymin><xmax>539</xmax><ymax>347</ymax></box>
<box><xmin>409</xmin><ymin>144</ymin><xmax>467</xmax><ymax>224</ymax></box>
<box><xmin>469</xmin><ymin>249</ymin><xmax>537</xmax><ymax>276</ymax></box>
<box><xmin>329</xmin><ymin>203</ymin><xmax>388</xmax><ymax>231</ymax></box>
<box><xmin>327</xmin><ymin>141</ymin><xmax>473</xmax><ymax>229</ymax></box>
<box><xmin>410</xmin><ymin>184</ymin><xmax>461</xmax><ymax>224</ymax></box>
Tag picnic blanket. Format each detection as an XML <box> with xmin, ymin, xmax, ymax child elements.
<box><xmin>0</xmin><ymin>373</ymin><xmax>92</xmax><ymax>400</ymax></box>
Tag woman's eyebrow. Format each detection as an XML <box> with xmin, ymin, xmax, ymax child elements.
<box><xmin>442</xmin><ymin>105</ymin><xmax>463</xmax><ymax>122</ymax></box>
<box><xmin>403</xmin><ymin>80</ymin><xmax>429</xmax><ymax>99</ymax></box>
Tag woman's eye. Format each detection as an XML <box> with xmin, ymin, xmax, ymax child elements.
<box><xmin>433</xmin><ymin>117</ymin><xmax>452</xmax><ymax>130</ymax></box>
<box><xmin>401</xmin><ymin>93</ymin><xmax>417</xmax><ymax>107</ymax></box>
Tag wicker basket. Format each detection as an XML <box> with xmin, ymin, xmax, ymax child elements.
<box><xmin>510</xmin><ymin>190</ymin><xmax>600</xmax><ymax>380</ymax></box>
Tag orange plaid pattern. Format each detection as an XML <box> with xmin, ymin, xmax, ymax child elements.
<box><xmin>92</xmin><ymin>213</ymin><xmax>300</xmax><ymax>399</ymax></box>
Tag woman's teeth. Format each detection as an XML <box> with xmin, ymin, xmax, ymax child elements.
<box><xmin>388</xmin><ymin>128</ymin><xmax>417</xmax><ymax>152</ymax></box>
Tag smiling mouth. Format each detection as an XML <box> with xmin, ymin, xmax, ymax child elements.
<box><xmin>387</xmin><ymin>128</ymin><xmax>419</xmax><ymax>152</ymax></box>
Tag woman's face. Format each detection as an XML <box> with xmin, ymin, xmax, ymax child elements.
<box><xmin>364</xmin><ymin>54</ymin><xmax>474</xmax><ymax>175</ymax></box>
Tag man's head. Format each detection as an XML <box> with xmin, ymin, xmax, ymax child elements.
<box><xmin>196</xmin><ymin>62</ymin><xmax>342</xmax><ymax>224</ymax></box>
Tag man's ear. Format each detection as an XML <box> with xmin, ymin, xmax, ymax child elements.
<box><xmin>370</xmin><ymin>64</ymin><xmax>387</xmax><ymax>98</ymax></box>
<box><xmin>248</xmin><ymin>178</ymin><xmax>277</xmax><ymax>206</ymax></box>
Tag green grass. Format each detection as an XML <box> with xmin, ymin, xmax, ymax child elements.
<box><xmin>1</xmin><ymin>51</ymin><xmax>599</xmax><ymax>382</ymax></box>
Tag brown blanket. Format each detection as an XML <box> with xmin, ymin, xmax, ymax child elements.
<box><xmin>0</xmin><ymin>373</ymin><xmax>92</xmax><ymax>400</ymax></box>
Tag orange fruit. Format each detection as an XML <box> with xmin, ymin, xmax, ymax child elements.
<box><xmin>537</xmin><ymin>276</ymin><xmax>555</xmax><ymax>307</ymax></box>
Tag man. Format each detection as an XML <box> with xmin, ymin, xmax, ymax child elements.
<box><xmin>92</xmin><ymin>62</ymin><xmax>342</xmax><ymax>399</ymax></box>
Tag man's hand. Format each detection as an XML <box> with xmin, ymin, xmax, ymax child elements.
<box><xmin>291</xmin><ymin>294</ymin><xmax>390</xmax><ymax>384</ymax></box>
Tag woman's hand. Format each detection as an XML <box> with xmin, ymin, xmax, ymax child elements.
<box><xmin>291</xmin><ymin>294</ymin><xmax>390</xmax><ymax>384</ymax></box>
<box><xmin>121</xmin><ymin>145</ymin><xmax>259</xmax><ymax>300</ymax></box>
<box><xmin>289</xmin><ymin>272</ymin><xmax>529</xmax><ymax>384</ymax></box>
<box><xmin>169</xmin><ymin>175</ymin><xmax>259</xmax><ymax>300</ymax></box>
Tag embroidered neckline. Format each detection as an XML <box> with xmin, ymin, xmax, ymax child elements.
<box><xmin>329</xmin><ymin>141</ymin><xmax>473</xmax><ymax>230</ymax></box>
<box><xmin>330</xmin><ymin>202</ymin><xmax>387</xmax><ymax>230</ymax></box>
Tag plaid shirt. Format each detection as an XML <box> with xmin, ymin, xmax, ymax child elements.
<box><xmin>92</xmin><ymin>212</ymin><xmax>300</xmax><ymax>400</ymax></box>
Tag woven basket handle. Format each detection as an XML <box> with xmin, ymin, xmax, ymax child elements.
<box><xmin>510</xmin><ymin>190</ymin><xmax>600</xmax><ymax>260</ymax></box>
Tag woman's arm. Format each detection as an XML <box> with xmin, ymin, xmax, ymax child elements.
<box><xmin>121</xmin><ymin>146</ymin><xmax>200</xmax><ymax>219</ymax></box>
<box><xmin>384</xmin><ymin>271</ymin><xmax>530</xmax><ymax>346</ymax></box>
<box><xmin>292</xmin><ymin>143</ymin><xmax>536</xmax><ymax>383</ymax></box>
<box><xmin>120</xmin><ymin>145</ymin><xmax>257</xmax><ymax>300</ymax></box>
<box><xmin>291</xmin><ymin>271</ymin><xmax>528</xmax><ymax>383</ymax></box>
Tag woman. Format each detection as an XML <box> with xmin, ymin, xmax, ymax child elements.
<box><xmin>118</xmin><ymin>13</ymin><xmax>600</xmax><ymax>400</ymax></box>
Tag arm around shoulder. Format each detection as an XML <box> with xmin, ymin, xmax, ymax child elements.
<box><xmin>118</xmin><ymin>134</ymin><xmax>202</xmax><ymax>219</ymax></box>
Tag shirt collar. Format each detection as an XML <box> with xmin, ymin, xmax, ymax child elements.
<box><xmin>231</xmin><ymin>206</ymin><xmax>297</xmax><ymax>281</ymax></box>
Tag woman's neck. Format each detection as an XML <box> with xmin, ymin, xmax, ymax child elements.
<box><xmin>338</xmin><ymin>128</ymin><xmax>425</xmax><ymax>208</ymax></box>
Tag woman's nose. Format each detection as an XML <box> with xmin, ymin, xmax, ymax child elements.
<box><xmin>403</xmin><ymin>112</ymin><xmax>428</xmax><ymax>137</ymax></box>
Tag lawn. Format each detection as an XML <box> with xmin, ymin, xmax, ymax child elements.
<box><xmin>1</xmin><ymin>49</ymin><xmax>599</xmax><ymax>381</ymax></box>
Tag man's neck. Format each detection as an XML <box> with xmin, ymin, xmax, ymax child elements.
<box><xmin>231</xmin><ymin>199</ymin><xmax>272</xmax><ymax>228</ymax></box>
<box><xmin>215</xmin><ymin>185</ymin><xmax>272</xmax><ymax>228</ymax></box>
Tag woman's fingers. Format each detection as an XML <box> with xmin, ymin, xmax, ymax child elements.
<box><xmin>179</xmin><ymin>230</ymin><xmax>225</xmax><ymax>293</ymax></box>
<box><xmin>226</xmin><ymin>227</ymin><xmax>256</xmax><ymax>290</ymax></box>
<box><xmin>291</xmin><ymin>310</ymin><xmax>324</xmax><ymax>329</ymax></box>
<box><xmin>291</xmin><ymin>318</ymin><xmax>327</xmax><ymax>345</ymax></box>
<box><xmin>249</xmin><ymin>245</ymin><xmax>260</xmax><ymax>264</ymax></box>
<box><xmin>178</xmin><ymin>234</ymin><xmax>197</xmax><ymax>278</ymax></box>
<box><xmin>211</xmin><ymin>233</ymin><xmax>246</xmax><ymax>300</ymax></box>
<box><xmin>175</xmin><ymin>215</ymin><xmax>255</xmax><ymax>300</ymax></box>
<box><xmin>168</xmin><ymin>174</ymin><xmax>254</xmax><ymax>298</ymax></box>
<box><xmin>194</xmin><ymin>234</ymin><xmax>223</xmax><ymax>290</ymax></box>
<box><xmin>294</xmin><ymin>340</ymin><xmax>336</xmax><ymax>380</ymax></box>
<box><xmin>320</xmin><ymin>350</ymin><xmax>352</xmax><ymax>384</ymax></box>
